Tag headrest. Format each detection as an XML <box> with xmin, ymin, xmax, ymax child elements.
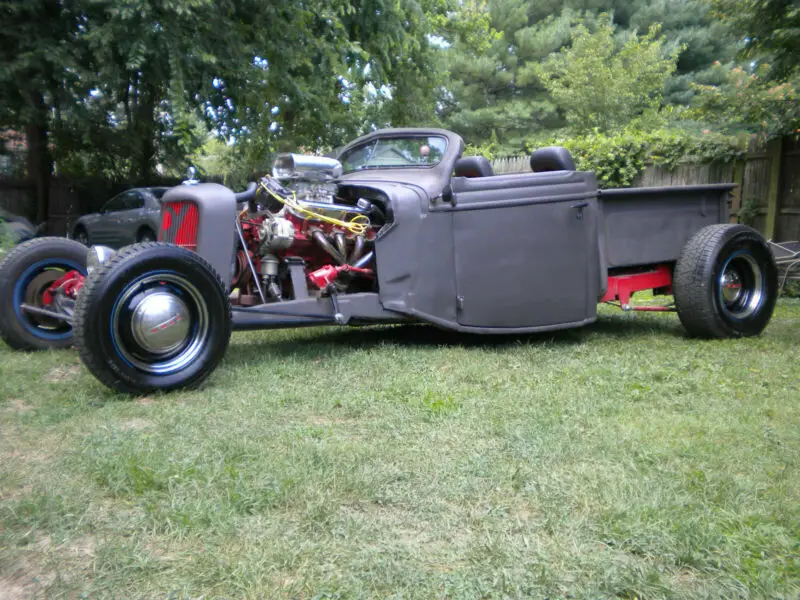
<box><xmin>454</xmin><ymin>156</ymin><xmax>495</xmax><ymax>178</ymax></box>
<box><xmin>530</xmin><ymin>147</ymin><xmax>576</xmax><ymax>173</ymax></box>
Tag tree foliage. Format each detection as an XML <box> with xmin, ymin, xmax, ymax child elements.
<box><xmin>435</xmin><ymin>0</ymin><xmax>739</xmax><ymax>152</ymax></box>
<box><xmin>534</xmin><ymin>14</ymin><xmax>681</xmax><ymax>133</ymax></box>
<box><xmin>437</xmin><ymin>1</ymin><xmax>578</xmax><ymax>152</ymax></box>
<box><xmin>1</xmin><ymin>0</ymin><xmax>451</xmax><ymax>194</ymax></box>
<box><xmin>683</xmin><ymin>0</ymin><xmax>800</xmax><ymax>139</ymax></box>
<box><xmin>712</xmin><ymin>0</ymin><xmax>800</xmax><ymax>80</ymax></box>
<box><xmin>688</xmin><ymin>63</ymin><xmax>800</xmax><ymax>137</ymax></box>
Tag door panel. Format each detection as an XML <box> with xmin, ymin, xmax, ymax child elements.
<box><xmin>454</xmin><ymin>201</ymin><xmax>591</xmax><ymax>327</ymax></box>
<box><xmin>93</xmin><ymin>193</ymin><xmax>127</xmax><ymax>244</ymax></box>
<box><xmin>449</xmin><ymin>171</ymin><xmax>598</xmax><ymax>329</ymax></box>
<box><xmin>115</xmin><ymin>193</ymin><xmax>146</xmax><ymax>244</ymax></box>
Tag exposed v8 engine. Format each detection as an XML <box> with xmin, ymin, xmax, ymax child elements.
<box><xmin>230</xmin><ymin>157</ymin><xmax>383</xmax><ymax>305</ymax></box>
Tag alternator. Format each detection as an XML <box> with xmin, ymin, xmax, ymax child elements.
<box><xmin>259</xmin><ymin>217</ymin><xmax>295</xmax><ymax>252</ymax></box>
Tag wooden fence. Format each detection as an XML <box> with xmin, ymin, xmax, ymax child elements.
<box><xmin>0</xmin><ymin>179</ymin><xmax>34</xmax><ymax>221</ymax></box>
<box><xmin>0</xmin><ymin>175</ymin><xmax>181</xmax><ymax>236</ymax></box>
<box><xmin>491</xmin><ymin>134</ymin><xmax>800</xmax><ymax>242</ymax></box>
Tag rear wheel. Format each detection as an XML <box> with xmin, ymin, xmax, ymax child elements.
<box><xmin>0</xmin><ymin>237</ymin><xmax>88</xmax><ymax>350</ymax></box>
<box><xmin>73</xmin><ymin>243</ymin><xmax>231</xmax><ymax>394</ymax></box>
<box><xmin>673</xmin><ymin>224</ymin><xmax>778</xmax><ymax>338</ymax></box>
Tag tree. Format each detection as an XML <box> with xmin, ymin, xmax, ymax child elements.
<box><xmin>1</xmin><ymin>0</ymin><xmax>454</xmax><ymax>220</ymax></box>
<box><xmin>435</xmin><ymin>0</ymin><xmax>738</xmax><ymax>151</ymax></box>
<box><xmin>0</xmin><ymin>0</ymin><xmax>84</xmax><ymax>221</ymax></box>
<box><xmin>534</xmin><ymin>14</ymin><xmax>681</xmax><ymax>133</ymax></box>
<box><xmin>684</xmin><ymin>0</ymin><xmax>800</xmax><ymax>138</ymax></box>
<box><xmin>688</xmin><ymin>63</ymin><xmax>799</xmax><ymax>137</ymax></box>
<box><xmin>712</xmin><ymin>0</ymin><xmax>800</xmax><ymax>80</ymax></box>
<box><xmin>437</xmin><ymin>1</ymin><xmax>580</xmax><ymax>152</ymax></box>
<box><xmin>625</xmin><ymin>0</ymin><xmax>739</xmax><ymax>105</ymax></box>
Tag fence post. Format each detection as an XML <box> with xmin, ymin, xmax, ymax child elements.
<box><xmin>765</xmin><ymin>137</ymin><xmax>783</xmax><ymax>240</ymax></box>
<box><xmin>730</xmin><ymin>160</ymin><xmax>744</xmax><ymax>224</ymax></box>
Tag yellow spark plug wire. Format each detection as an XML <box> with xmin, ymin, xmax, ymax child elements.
<box><xmin>257</xmin><ymin>179</ymin><xmax>370</xmax><ymax>236</ymax></box>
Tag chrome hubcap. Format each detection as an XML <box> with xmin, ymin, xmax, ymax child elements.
<box><xmin>111</xmin><ymin>273</ymin><xmax>209</xmax><ymax>374</ymax></box>
<box><xmin>718</xmin><ymin>252</ymin><xmax>764</xmax><ymax>319</ymax></box>
<box><xmin>131</xmin><ymin>291</ymin><xmax>191</xmax><ymax>355</ymax></box>
<box><xmin>720</xmin><ymin>270</ymin><xmax>743</xmax><ymax>305</ymax></box>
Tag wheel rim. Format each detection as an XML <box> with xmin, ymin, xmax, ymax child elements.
<box><xmin>717</xmin><ymin>250</ymin><xmax>764</xmax><ymax>320</ymax></box>
<box><xmin>110</xmin><ymin>271</ymin><xmax>210</xmax><ymax>374</ymax></box>
<box><xmin>76</xmin><ymin>231</ymin><xmax>88</xmax><ymax>245</ymax></box>
<box><xmin>13</xmin><ymin>259</ymin><xmax>84</xmax><ymax>339</ymax></box>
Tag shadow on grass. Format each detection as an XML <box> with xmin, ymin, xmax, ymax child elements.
<box><xmin>224</xmin><ymin>312</ymin><xmax>685</xmax><ymax>368</ymax></box>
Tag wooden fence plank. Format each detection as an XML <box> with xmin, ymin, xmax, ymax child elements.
<box><xmin>765</xmin><ymin>138</ymin><xmax>783</xmax><ymax>240</ymax></box>
<box><xmin>731</xmin><ymin>160</ymin><xmax>744</xmax><ymax>223</ymax></box>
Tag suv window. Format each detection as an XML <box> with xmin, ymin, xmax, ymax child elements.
<box><xmin>122</xmin><ymin>192</ymin><xmax>144</xmax><ymax>210</ymax></box>
<box><xmin>103</xmin><ymin>191</ymin><xmax>143</xmax><ymax>212</ymax></box>
<box><xmin>144</xmin><ymin>188</ymin><xmax>168</xmax><ymax>209</ymax></box>
<box><xmin>102</xmin><ymin>194</ymin><xmax>128</xmax><ymax>213</ymax></box>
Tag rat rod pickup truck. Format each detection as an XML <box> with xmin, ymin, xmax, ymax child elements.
<box><xmin>0</xmin><ymin>128</ymin><xmax>778</xmax><ymax>394</ymax></box>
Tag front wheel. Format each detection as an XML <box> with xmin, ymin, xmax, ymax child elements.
<box><xmin>73</xmin><ymin>243</ymin><xmax>231</xmax><ymax>394</ymax></box>
<box><xmin>673</xmin><ymin>224</ymin><xmax>778</xmax><ymax>338</ymax></box>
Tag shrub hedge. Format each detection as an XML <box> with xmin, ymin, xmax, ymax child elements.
<box><xmin>467</xmin><ymin>128</ymin><xmax>744</xmax><ymax>188</ymax></box>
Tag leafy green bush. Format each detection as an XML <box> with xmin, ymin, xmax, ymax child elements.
<box><xmin>781</xmin><ymin>280</ymin><xmax>800</xmax><ymax>298</ymax></box>
<box><xmin>0</xmin><ymin>222</ymin><xmax>15</xmax><ymax>254</ymax></box>
<box><xmin>525</xmin><ymin>128</ymin><xmax>744</xmax><ymax>188</ymax></box>
<box><xmin>463</xmin><ymin>130</ymin><xmax>502</xmax><ymax>161</ymax></box>
<box><xmin>736</xmin><ymin>197</ymin><xmax>762</xmax><ymax>228</ymax></box>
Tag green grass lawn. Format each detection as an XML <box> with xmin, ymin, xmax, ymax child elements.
<box><xmin>1</xmin><ymin>300</ymin><xmax>799</xmax><ymax>599</ymax></box>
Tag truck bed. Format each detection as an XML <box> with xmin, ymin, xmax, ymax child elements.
<box><xmin>599</xmin><ymin>184</ymin><xmax>735</xmax><ymax>269</ymax></box>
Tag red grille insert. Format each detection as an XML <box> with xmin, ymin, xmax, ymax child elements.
<box><xmin>160</xmin><ymin>201</ymin><xmax>199</xmax><ymax>251</ymax></box>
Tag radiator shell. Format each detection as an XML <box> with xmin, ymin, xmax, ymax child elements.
<box><xmin>159</xmin><ymin>183</ymin><xmax>237</xmax><ymax>290</ymax></box>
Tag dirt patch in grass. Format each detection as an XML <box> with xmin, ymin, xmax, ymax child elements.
<box><xmin>63</xmin><ymin>534</ymin><xmax>96</xmax><ymax>559</ymax></box>
<box><xmin>0</xmin><ymin>426</ymin><xmax>58</xmax><ymax>464</ymax></box>
<box><xmin>0</xmin><ymin>483</ymin><xmax>32</xmax><ymax>502</ymax></box>
<box><xmin>3</xmin><ymin>399</ymin><xmax>33</xmax><ymax>413</ymax></box>
<box><xmin>120</xmin><ymin>418</ymin><xmax>152</xmax><ymax>430</ymax></box>
<box><xmin>0</xmin><ymin>538</ymin><xmax>56</xmax><ymax>600</ymax></box>
<box><xmin>45</xmin><ymin>365</ymin><xmax>81</xmax><ymax>383</ymax></box>
<box><xmin>306</xmin><ymin>415</ymin><xmax>349</xmax><ymax>426</ymax></box>
<box><xmin>0</xmin><ymin>534</ymin><xmax>97</xmax><ymax>600</ymax></box>
<box><xmin>5</xmin><ymin>448</ymin><xmax>53</xmax><ymax>464</ymax></box>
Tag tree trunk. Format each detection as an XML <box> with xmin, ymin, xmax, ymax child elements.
<box><xmin>26</xmin><ymin>91</ymin><xmax>52</xmax><ymax>226</ymax></box>
<box><xmin>133</xmin><ymin>81</ymin><xmax>158</xmax><ymax>183</ymax></box>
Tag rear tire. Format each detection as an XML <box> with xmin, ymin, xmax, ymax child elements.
<box><xmin>0</xmin><ymin>237</ymin><xmax>88</xmax><ymax>350</ymax></box>
<box><xmin>73</xmin><ymin>243</ymin><xmax>231</xmax><ymax>394</ymax></box>
<box><xmin>673</xmin><ymin>224</ymin><xmax>778</xmax><ymax>338</ymax></box>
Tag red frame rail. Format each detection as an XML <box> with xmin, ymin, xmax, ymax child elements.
<box><xmin>600</xmin><ymin>264</ymin><xmax>675</xmax><ymax>312</ymax></box>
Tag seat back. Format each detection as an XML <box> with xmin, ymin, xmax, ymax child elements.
<box><xmin>530</xmin><ymin>147</ymin><xmax>575</xmax><ymax>173</ymax></box>
<box><xmin>454</xmin><ymin>156</ymin><xmax>494</xmax><ymax>178</ymax></box>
